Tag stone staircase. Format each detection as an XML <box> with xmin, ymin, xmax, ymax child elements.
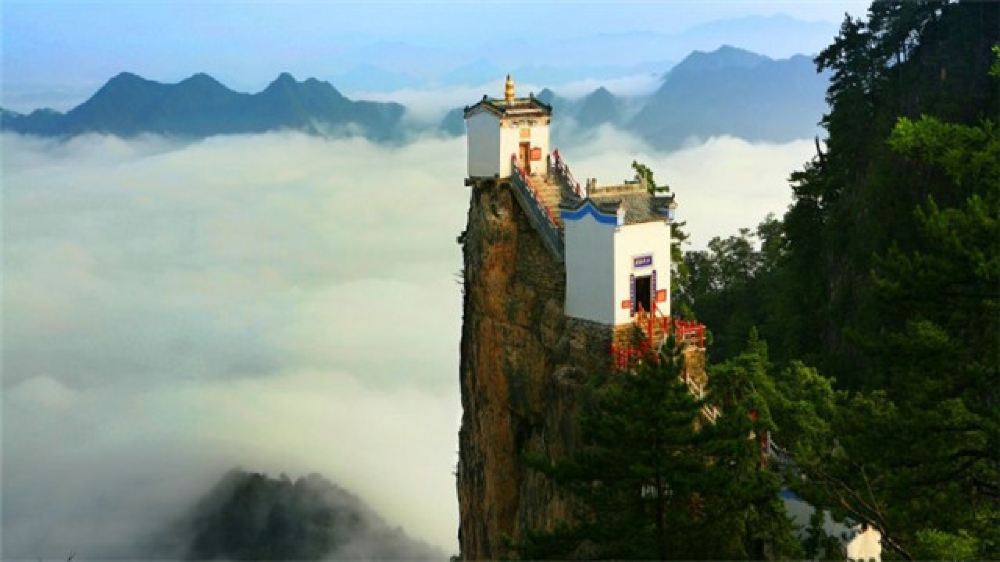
<box><xmin>509</xmin><ymin>158</ymin><xmax>565</xmax><ymax>261</ymax></box>
<box><xmin>507</xmin><ymin>151</ymin><xmax>584</xmax><ymax>261</ymax></box>
<box><xmin>530</xmin><ymin>173</ymin><xmax>565</xmax><ymax>229</ymax></box>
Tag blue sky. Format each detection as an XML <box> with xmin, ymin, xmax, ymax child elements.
<box><xmin>2</xmin><ymin>1</ymin><xmax>869</xmax><ymax>111</ymax></box>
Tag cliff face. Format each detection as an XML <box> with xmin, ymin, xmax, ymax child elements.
<box><xmin>456</xmin><ymin>180</ymin><xmax>612</xmax><ymax>559</ymax></box>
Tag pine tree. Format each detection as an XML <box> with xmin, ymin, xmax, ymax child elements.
<box><xmin>519</xmin><ymin>339</ymin><xmax>705</xmax><ymax>559</ymax></box>
<box><xmin>521</xmin><ymin>336</ymin><xmax>804</xmax><ymax>559</ymax></box>
<box><xmin>700</xmin><ymin>331</ymin><xmax>804</xmax><ymax>560</ymax></box>
<box><xmin>669</xmin><ymin>2</ymin><xmax>999</xmax><ymax>558</ymax></box>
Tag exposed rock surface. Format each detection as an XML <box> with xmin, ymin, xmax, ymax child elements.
<box><xmin>456</xmin><ymin>179</ymin><xmax>613</xmax><ymax>559</ymax></box>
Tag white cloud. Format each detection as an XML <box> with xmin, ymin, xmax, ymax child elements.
<box><xmin>557</xmin><ymin>127</ymin><xmax>814</xmax><ymax>248</ymax></box>
<box><xmin>1</xmin><ymin>128</ymin><xmax>812</xmax><ymax>558</ymax></box>
<box><xmin>2</xmin><ymin>131</ymin><xmax>467</xmax><ymax>557</ymax></box>
<box><xmin>5</xmin><ymin>375</ymin><xmax>79</xmax><ymax>411</ymax></box>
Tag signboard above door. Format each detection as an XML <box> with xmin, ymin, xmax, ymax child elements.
<box><xmin>633</xmin><ymin>254</ymin><xmax>653</xmax><ymax>268</ymax></box>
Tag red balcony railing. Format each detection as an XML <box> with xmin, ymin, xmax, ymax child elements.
<box><xmin>610</xmin><ymin>300</ymin><xmax>706</xmax><ymax>371</ymax></box>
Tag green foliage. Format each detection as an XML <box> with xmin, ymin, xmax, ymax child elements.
<box><xmin>857</xmin><ymin>114</ymin><xmax>998</xmax><ymax>560</ymax></box>
<box><xmin>520</xmin><ymin>341</ymin><xmax>706</xmax><ymax>559</ymax></box>
<box><xmin>521</xmin><ymin>336</ymin><xmax>804</xmax><ymax>559</ymax></box>
<box><xmin>680</xmin><ymin>3</ymin><xmax>999</xmax><ymax>559</ymax></box>
<box><xmin>684</xmin><ymin>1</ymin><xmax>999</xmax><ymax>381</ymax></box>
<box><xmin>802</xmin><ymin>510</ymin><xmax>843</xmax><ymax>560</ymax></box>
<box><xmin>913</xmin><ymin>528</ymin><xmax>979</xmax><ymax>560</ymax></box>
<box><xmin>680</xmin><ymin>217</ymin><xmax>792</xmax><ymax>361</ymax></box>
<box><xmin>888</xmin><ymin>115</ymin><xmax>999</xmax><ymax>189</ymax></box>
<box><xmin>701</xmin><ymin>332</ymin><xmax>805</xmax><ymax>560</ymax></box>
<box><xmin>524</xmin><ymin>5</ymin><xmax>998</xmax><ymax>559</ymax></box>
<box><xmin>772</xmin><ymin>112</ymin><xmax>1000</xmax><ymax>562</ymax></box>
<box><xmin>632</xmin><ymin>160</ymin><xmax>665</xmax><ymax>194</ymax></box>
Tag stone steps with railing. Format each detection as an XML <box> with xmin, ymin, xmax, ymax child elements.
<box><xmin>507</xmin><ymin>149</ymin><xmax>584</xmax><ymax>248</ymax></box>
<box><xmin>510</xmin><ymin>155</ymin><xmax>565</xmax><ymax>261</ymax></box>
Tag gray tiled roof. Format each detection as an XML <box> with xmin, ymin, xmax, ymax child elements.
<box><xmin>562</xmin><ymin>189</ymin><xmax>674</xmax><ymax>226</ymax></box>
<box><xmin>464</xmin><ymin>95</ymin><xmax>552</xmax><ymax>118</ymax></box>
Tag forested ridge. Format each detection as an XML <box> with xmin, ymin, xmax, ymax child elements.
<box><xmin>519</xmin><ymin>2</ymin><xmax>998</xmax><ymax>559</ymax></box>
<box><xmin>680</xmin><ymin>1</ymin><xmax>998</xmax><ymax>558</ymax></box>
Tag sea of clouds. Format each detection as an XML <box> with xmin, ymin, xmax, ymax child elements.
<box><xmin>1</xmin><ymin>128</ymin><xmax>814</xmax><ymax>558</ymax></box>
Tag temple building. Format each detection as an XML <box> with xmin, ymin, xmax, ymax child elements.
<box><xmin>465</xmin><ymin>75</ymin><xmax>552</xmax><ymax>179</ymax></box>
<box><xmin>463</xmin><ymin>75</ymin><xmax>700</xmax><ymax>357</ymax></box>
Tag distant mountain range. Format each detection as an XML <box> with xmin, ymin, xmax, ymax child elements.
<box><xmin>2</xmin><ymin>46</ymin><xmax>829</xmax><ymax>148</ymax></box>
<box><xmin>629</xmin><ymin>45</ymin><xmax>828</xmax><ymax>148</ymax></box>
<box><xmin>1</xmin><ymin>72</ymin><xmax>406</xmax><ymax>140</ymax></box>
<box><xmin>442</xmin><ymin>46</ymin><xmax>828</xmax><ymax>148</ymax></box>
<box><xmin>321</xmin><ymin>14</ymin><xmax>836</xmax><ymax>92</ymax></box>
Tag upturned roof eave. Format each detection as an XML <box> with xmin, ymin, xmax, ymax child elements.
<box><xmin>561</xmin><ymin>195</ymin><xmax>673</xmax><ymax>226</ymax></box>
<box><xmin>463</xmin><ymin>97</ymin><xmax>552</xmax><ymax>119</ymax></box>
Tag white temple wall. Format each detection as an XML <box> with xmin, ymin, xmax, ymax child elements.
<box><xmin>612</xmin><ymin>220</ymin><xmax>672</xmax><ymax>325</ymax></box>
<box><xmin>564</xmin><ymin>214</ymin><xmax>616</xmax><ymax>325</ymax></box>
<box><xmin>466</xmin><ymin>111</ymin><xmax>501</xmax><ymax>178</ymax></box>
<box><xmin>499</xmin><ymin>118</ymin><xmax>550</xmax><ymax>177</ymax></box>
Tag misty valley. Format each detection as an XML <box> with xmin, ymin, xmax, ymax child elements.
<box><xmin>2</xmin><ymin>2</ymin><xmax>997</xmax><ymax>561</ymax></box>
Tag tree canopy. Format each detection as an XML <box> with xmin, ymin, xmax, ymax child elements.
<box><xmin>680</xmin><ymin>1</ymin><xmax>999</xmax><ymax>558</ymax></box>
<box><xmin>522</xmin><ymin>2</ymin><xmax>998</xmax><ymax>558</ymax></box>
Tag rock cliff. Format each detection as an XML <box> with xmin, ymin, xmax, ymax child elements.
<box><xmin>456</xmin><ymin>179</ymin><xmax>613</xmax><ymax>559</ymax></box>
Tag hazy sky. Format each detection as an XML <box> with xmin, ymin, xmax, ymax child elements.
<box><xmin>2</xmin><ymin>0</ymin><xmax>869</xmax><ymax>110</ymax></box>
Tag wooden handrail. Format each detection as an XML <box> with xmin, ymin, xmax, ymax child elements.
<box><xmin>551</xmin><ymin>148</ymin><xmax>583</xmax><ymax>197</ymax></box>
<box><xmin>508</xmin><ymin>154</ymin><xmax>565</xmax><ymax>261</ymax></box>
<box><xmin>512</xmin><ymin>154</ymin><xmax>560</xmax><ymax>228</ymax></box>
<box><xmin>612</xmin><ymin>299</ymin><xmax>707</xmax><ymax>372</ymax></box>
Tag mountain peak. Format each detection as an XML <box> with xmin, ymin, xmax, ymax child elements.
<box><xmin>182</xmin><ymin>469</ymin><xmax>446</xmax><ymax>560</ymax></box>
<box><xmin>261</xmin><ymin>72</ymin><xmax>345</xmax><ymax>98</ymax></box>
<box><xmin>178</xmin><ymin>72</ymin><xmax>230</xmax><ymax>92</ymax></box>
<box><xmin>182</xmin><ymin>72</ymin><xmax>220</xmax><ymax>84</ymax></box>
<box><xmin>536</xmin><ymin>88</ymin><xmax>556</xmax><ymax>105</ymax></box>
<box><xmin>714</xmin><ymin>44</ymin><xmax>754</xmax><ymax>55</ymax></box>
<box><xmin>672</xmin><ymin>45</ymin><xmax>771</xmax><ymax>75</ymax></box>
<box><xmin>589</xmin><ymin>86</ymin><xmax>614</xmax><ymax>98</ymax></box>
<box><xmin>711</xmin><ymin>45</ymin><xmax>774</xmax><ymax>61</ymax></box>
<box><xmin>577</xmin><ymin>86</ymin><xmax>621</xmax><ymax>127</ymax></box>
<box><xmin>268</xmin><ymin>72</ymin><xmax>299</xmax><ymax>88</ymax></box>
<box><xmin>100</xmin><ymin>71</ymin><xmax>156</xmax><ymax>92</ymax></box>
<box><xmin>632</xmin><ymin>43</ymin><xmax>827</xmax><ymax>150</ymax></box>
<box><xmin>109</xmin><ymin>71</ymin><xmax>146</xmax><ymax>83</ymax></box>
<box><xmin>2</xmin><ymin>70</ymin><xmax>404</xmax><ymax>140</ymax></box>
<box><xmin>261</xmin><ymin>73</ymin><xmax>303</xmax><ymax>97</ymax></box>
<box><xmin>91</xmin><ymin>71</ymin><xmax>161</xmax><ymax>99</ymax></box>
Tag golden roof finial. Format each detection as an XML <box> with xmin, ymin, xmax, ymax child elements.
<box><xmin>504</xmin><ymin>74</ymin><xmax>515</xmax><ymax>103</ymax></box>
